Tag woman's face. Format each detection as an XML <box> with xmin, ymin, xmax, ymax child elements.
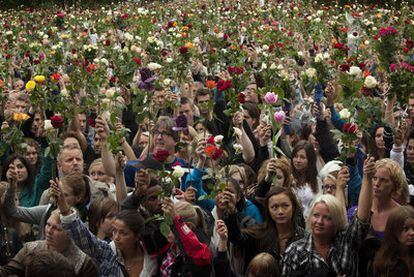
<box><xmin>399</xmin><ymin>218</ymin><xmax>414</xmax><ymax>246</ymax></box>
<box><xmin>268</xmin><ymin>193</ymin><xmax>293</xmax><ymax>225</ymax></box>
<box><xmin>25</xmin><ymin>146</ymin><xmax>39</xmax><ymax>166</ymax></box>
<box><xmin>88</xmin><ymin>163</ymin><xmax>109</xmax><ymax>183</ymax></box>
<box><xmin>231</xmin><ymin>168</ymin><xmax>246</xmax><ymax>190</ymax></box>
<box><xmin>243</xmin><ymin>110</ymin><xmax>256</xmax><ymax>130</ymax></box>
<box><xmin>293</xmin><ymin>149</ymin><xmax>308</xmax><ymax>171</ymax></box>
<box><xmin>8</xmin><ymin>159</ymin><xmax>28</xmax><ymax>183</ymax></box>
<box><xmin>112</xmin><ymin>219</ymin><xmax>139</xmax><ymax>251</ymax></box>
<box><xmin>375</xmin><ymin>127</ymin><xmax>385</xmax><ymax>149</ymax></box>
<box><xmin>310</xmin><ymin>203</ymin><xmax>336</xmax><ymax>239</ymax></box>
<box><xmin>61</xmin><ymin>183</ymin><xmax>82</xmax><ymax>207</ymax></box>
<box><xmin>273</xmin><ymin>168</ymin><xmax>286</xmax><ymax>187</ymax></box>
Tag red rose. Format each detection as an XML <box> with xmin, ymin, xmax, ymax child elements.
<box><xmin>104</xmin><ymin>40</ymin><xmax>111</xmax><ymax>46</ymax></box>
<box><xmin>238</xmin><ymin>92</ymin><xmax>246</xmax><ymax>104</ymax></box>
<box><xmin>204</xmin><ymin>145</ymin><xmax>223</xmax><ymax>160</ymax></box>
<box><xmin>211</xmin><ymin>148</ymin><xmax>223</xmax><ymax>160</ymax></box>
<box><xmin>216</xmin><ymin>79</ymin><xmax>232</xmax><ymax>91</ymax></box>
<box><xmin>342</xmin><ymin>122</ymin><xmax>358</xmax><ymax>134</ymax></box>
<box><xmin>88</xmin><ymin>115</ymin><xmax>96</xmax><ymax>128</ymax></box>
<box><xmin>207</xmin><ymin>136</ymin><xmax>215</xmax><ymax>145</ymax></box>
<box><xmin>133</xmin><ymin>57</ymin><xmax>142</xmax><ymax>65</ymax></box>
<box><xmin>339</xmin><ymin>64</ymin><xmax>350</xmax><ymax>72</ymax></box>
<box><xmin>153</xmin><ymin>150</ymin><xmax>170</xmax><ymax>163</ymax></box>
<box><xmin>50</xmin><ymin>115</ymin><xmax>64</xmax><ymax>129</ymax></box>
<box><xmin>179</xmin><ymin>46</ymin><xmax>188</xmax><ymax>54</ymax></box>
<box><xmin>51</xmin><ymin>73</ymin><xmax>61</xmax><ymax>83</ymax></box>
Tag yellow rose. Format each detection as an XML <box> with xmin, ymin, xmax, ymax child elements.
<box><xmin>34</xmin><ymin>75</ymin><xmax>46</xmax><ymax>83</ymax></box>
<box><xmin>13</xmin><ymin>113</ymin><xmax>30</xmax><ymax>122</ymax></box>
<box><xmin>184</xmin><ymin>42</ymin><xmax>193</xmax><ymax>49</ymax></box>
<box><xmin>25</xmin><ymin>80</ymin><xmax>36</xmax><ymax>91</ymax></box>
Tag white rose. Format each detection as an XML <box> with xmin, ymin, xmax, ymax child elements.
<box><xmin>163</xmin><ymin>78</ymin><xmax>172</xmax><ymax>86</ymax></box>
<box><xmin>147</xmin><ymin>62</ymin><xmax>163</xmax><ymax>70</ymax></box>
<box><xmin>60</xmin><ymin>88</ymin><xmax>69</xmax><ymax>97</ymax></box>
<box><xmin>305</xmin><ymin>67</ymin><xmax>317</xmax><ymax>79</ymax></box>
<box><xmin>166</xmin><ymin>57</ymin><xmax>173</xmax><ymax>63</ymax></box>
<box><xmin>297</xmin><ymin>51</ymin><xmax>303</xmax><ymax>57</ymax></box>
<box><xmin>339</xmin><ymin>108</ymin><xmax>351</xmax><ymax>120</ymax></box>
<box><xmin>261</xmin><ymin>63</ymin><xmax>267</xmax><ymax>70</ymax></box>
<box><xmin>270</xmin><ymin>63</ymin><xmax>277</xmax><ymax>70</ymax></box>
<box><xmin>105</xmin><ymin>88</ymin><xmax>116</xmax><ymax>98</ymax></box>
<box><xmin>172</xmin><ymin>165</ymin><xmax>185</xmax><ymax>178</ymax></box>
<box><xmin>323</xmin><ymin>52</ymin><xmax>330</xmax><ymax>59</ymax></box>
<box><xmin>124</xmin><ymin>32</ymin><xmax>133</xmax><ymax>41</ymax></box>
<box><xmin>315</xmin><ymin>53</ymin><xmax>324</xmax><ymax>63</ymax></box>
<box><xmin>233</xmin><ymin>143</ymin><xmax>243</xmax><ymax>154</ymax></box>
<box><xmin>348</xmin><ymin>66</ymin><xmax>362</xmax><ymax>77</ymax></box>
<box><xmin>100</xmin><ymin>58</ymin><xmax>109</xmax><ymax>66</ymax></box>
<box><xmin>233</xmin><ymin>127</ymin><xmax>243</xmax><ymax>137</ymax></box>
<box><xmin>44</xmin><ymin>120</ymin><xmax>53</xmax><ymax>131</ymax></box>
<box><xmin>364</xmin><ymin>76</ymin><xmax>377</xmax><ymax>88</ymax></box>
<box><xmin>262</xmin><ymin>44</ymin><xmax>269</xmax><ymax>51</ymax></box>
<box><xmin>214</xmin><ymin>135</ymin><xmax>224</xmax><ymax>144</ymax></box>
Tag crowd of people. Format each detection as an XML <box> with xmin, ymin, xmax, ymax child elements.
<box><xmin>1</xmin><ymin>0</ymin><xmax>414</xmax><ymax>276</ymax></box>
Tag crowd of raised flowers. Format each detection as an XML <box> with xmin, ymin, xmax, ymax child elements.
<box><xmin>1</xmin><ymin>0</ymin><xmax>414</xmax><ymax>276</ymax></box>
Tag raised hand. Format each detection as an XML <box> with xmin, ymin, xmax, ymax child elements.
<box><xmin>134</xmin><ymin>169</ymin><xmax>150</xmax><ymax>197</ymax></box>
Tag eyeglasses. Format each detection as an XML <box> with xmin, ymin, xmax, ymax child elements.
<box><xmin>322</xmin><ymin>184</ymin><xmax>337</xmax><ymax>191</ymax></box>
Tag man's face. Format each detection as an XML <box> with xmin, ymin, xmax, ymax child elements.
<box><xmin>179</xmin><ymin>103</ymin><xmax>194</xmax><ymax>125</ymax></box>
<box><xmin>31</xmin><ymin>113</ymin><xmax>44</xmax><ymax>136</ymax></box>
<box><xmin>196</xmin><ymin>94</ymin><xmax>210</xmax><ymax>116</ymax></box>
<box><xmin>244</xmin><ymin>83</ymin><xmax>258</xmax><ymax>104</ymax></box>
<box><xmin>58</xmin><ymin>148</ymin><xmax>84</xmax><ymax>176</ymax></box>
<box><xmin>78</xmin><ymin>113</ymin><xmax>87</xmax><ymax>133</ymax></box>
<box><xmin>153</xmin><ymin>126</ymin><xmax>176</xmax><ymax>155</ymax></box>
<box><xmin>93</xmin><ymin>133</ymin><xmax>103</xmax><ymax>155</ymax></box>
<box><xmin>45</xmin><ymin>213</ymin><xmax>70</xmax><ymax>253</ymax></box>
<box><xmin>139</xmin><ymin>134</ymin><xmax>149</xmax><ymax>149</ymax></box>
<box><xmin>154</xmin><ymin>90</ymin><xmax>165</xmax><ymax>107</ymax></box>
<box><xmin>143</xmin><ymin>185</ymin><xmax>163</xmax><ymax>215</ymax></box>
<box><xmin>13</xmin><ymin>100</ymin><xmax>28</xmax><ymax>113</ymax></box>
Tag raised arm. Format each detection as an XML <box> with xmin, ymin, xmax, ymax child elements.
<box><xmin>357</xmin><ymin>156</ymin><xmax>376</xmax><ymax>222</ymax></box>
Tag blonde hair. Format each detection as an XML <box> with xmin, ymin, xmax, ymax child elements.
<box><xmin>375</xmin><ymin>159</ymin><xmax>408</xmax><ymax>200</ymax></box>
<box><xmin>306</xmin><ymin>194</ymin><xmax>347</xmax><ymax>234</ymax></box>
<box><xmin>175</xmin><ymin>201</ymin><xmax>207</xmax><ymax>233</ymax></box>
<box><xmin>246</xmin><ymin>252</ymin><xmax>280</xmax><ymax>277</ymax></box>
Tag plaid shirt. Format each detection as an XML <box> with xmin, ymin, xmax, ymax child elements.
<box><xmin>61</xmin><ymin>212</ymin><xmax>121</xmax><ymax>277</ymax></box>
<box><xmin>160</xmin><ymin>247</ymin><xmax>177</xmax><ymax>277</ymax></box>
<box><xmin>282</xmin><ymin>216</ymin><xmax>369</xmax><ymax>277</ymax></box>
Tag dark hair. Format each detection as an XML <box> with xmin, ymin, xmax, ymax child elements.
<box><xmin>195</xmin><ymin>88</ymin><xmax>210</xmax><ymax>102</ymax></box>
<box><xmin>242</xmin><ymin>102</ymin><xmax>260</xmax><ymax>129</ymax></box>
<box><xmin>373</xmin><ymin>206</ymin><xmax>414</xmax><ymax>276</ymax></box>
<box><xmin>114</xmin><ymin>209</ymin><xmax>145</xmax><ymax>235</ymax></box>
<box><xmin>291</xmin><ymin>140</ymin><xmax>318</xmax><ymax>193</ymax></box>
<box><xmin>1</xmin><ymin>155</ymin><xmax>35</xmax><ymax>189</ymax></box>
<box><xmin>24</xmin><ymin>139</ymin><xmax>42</xmax><ymax>172</ymax></box>
<box><xmin>88</xmin><ymin>197</ymin><xmax>118</xmax><ymax>235</ymax></box>
<box><xmin>243</xmin><ymin>186</ymin><xmax>303</xmax><ymax>255</ymax></box>
<box><xmin>24</xmin><ymin>249</ymin><xmax>76</xmax><ymax>277</ymax></box>
<box><xmin>61</xmin><ymin>173</ymin><xmax>89</xmax><ymax>201</ymax></box>
<box><xmin>180</xmin><ymin>97</ymin><xmax>193</xmax><ymax>106</ymax></box>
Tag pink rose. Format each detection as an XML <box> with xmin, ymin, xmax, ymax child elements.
<box><xmin>263</xmin><ymin>92</ymin><xmax>278</xmax><ymax>104</ymax></box>
<box><xmin>274</xmin><ymin>110</ymin><xmax>286</xmax><ymax>123</ymax></box>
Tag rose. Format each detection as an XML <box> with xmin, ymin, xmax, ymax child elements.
<box><xmin>207</xmin><ymin>135</ymin><xmax>215</xmax><ymax>145</ymax></box>
<box><xmin>274</xmin><ymin>110</ymin><xmax>286</xmax><ymax>123</ymax></box>
<box><xmin>342</xmin><ymin>122</ymin><xmax>358</xmax><ymax>134</ymax></box>
<box><xmin>263</xmin><ymin>92</ymin><xmax>278</xmax><ymax>104</ymax></box>
<box><xmin>50</xmin><ymin>73</ymin><xmax>61</xmax><ymax>83</ymax></box>
<box><xmin>50</xmin><ymin>115</ymin><xmax>64</xmax><ymax>129</ymax></box>
<box><xmin>172</xmin><ymin>165</ymin><xmax>185</xmax><ymax>178</ymax></box>
<box><xmin>233</xmin><ymin>143</ymin><xmax>243</xmax><ymax>154</ymax></box>
<box><xmin>179</xmin><ymin>46</ymin><xmax>188</xmax><ymax>54</ymax></box>
<box><xmin>153</xmin><ymin>149</ymin><xmax>170</xmax><ymax>163</ymax></box>
<box><xmin>25</xmin><ymin>80</ymin><xmax>36</xmax><ymax>91</ymax></box>
<box><xmin>339</xmin><ymin>108</ymin><xmax>351</xmax><ymax>120</ymax></box>
<box><xmin>364</xmin><ymin>76</ymin><xmax>377</xmax><ymax>88</ymax></box>
<box><xmin>206</xmin><ymin>80</ymin><xmax>217</xmax><ymax>89</ymax></box>
<box><xmin>204</xmin><ymin>145</ymin><xmax>223</xmax><ymax>160</ymax></box>
<box><xmin>147</xmin><ymin>62</ymin><xmax>163</xmax><ymax>70</ymax></box>
<box><xmin>348</xmin><ymin>66</ymin><xmax>362</xmax><ymax>76</ymax></box>
<box><xmin>216</xmin><ymin>79</ymin><xmax>232</xmax><ymax>91</ymax></box>
<box><xmin>339</xmin><ymin>64</ymin><xmax>350</xmax><ymax>72</ymax></box>
<box><xmin>238</xmin><ymin>92</ymin><xmax>246</xmax><ymax>104</ymax></box>
<box><xmin>305</xmin><ymin>68</ymin><xmax>317</xmax><ymax>79</ymax></box>
<box><xmin>105</xmin><ymin>88</ymin><xmax>116</xmax><ymax>98</ymax></box>
<box><xmin>214</xmin><ymin>135</ymin><xmax>224</xmax><ymax>144</ymax></box>
<box><xmin>34</xmin><ymin>75</ymin><xmax>46</xmax><ymax>83</ymax></box>
<box><xmin>44</xmin><ymin>120</ymin><xmax>53</xmax><ymax>131</ymax></box>
<box><xmin>13</xmin><ymin>113</ymin><xmax>30</xmax><ymax>122</ymax></box>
